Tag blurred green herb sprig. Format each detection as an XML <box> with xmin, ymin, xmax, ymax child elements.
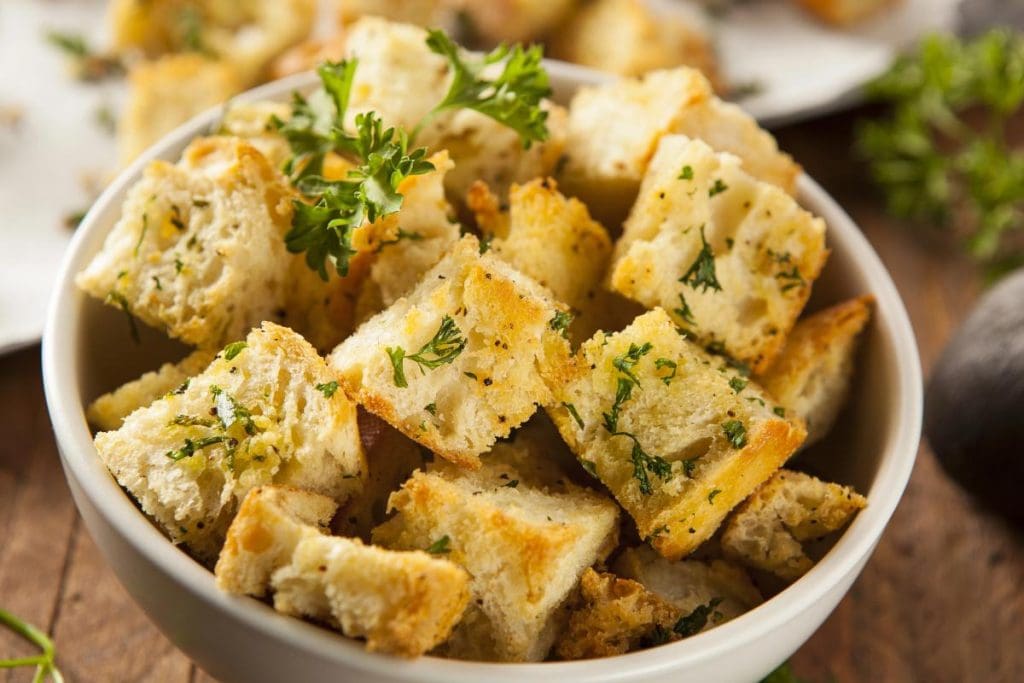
<box><xmin>857</xmin><ymin>29</ymin><xmax>1024</xmax><ymax>280</ymax></box>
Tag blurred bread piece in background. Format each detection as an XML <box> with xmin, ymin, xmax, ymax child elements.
<box><xmin>549</xmin><ymin>0</ymin><xmax>724</xmax><ymax>91</ymax></box>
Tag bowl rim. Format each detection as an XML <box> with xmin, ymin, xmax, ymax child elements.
<box><xmin>41</xmin><ymin>65</ymin><xmax>922</xmax><ymax>682</ymax></box>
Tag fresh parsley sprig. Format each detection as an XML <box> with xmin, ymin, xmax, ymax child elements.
<box><xmin>386</xmin><ymin>315</ymin><xmax>468</xmax><ymax>388</ymax></box>
<box><xmin>416</xmin><ymin>30</ymin><xmax>551</xmax><ymax>147</ymax></box>
<box><xmin>0</xmin><ymin>608</ymin><xmax>64</xmax><ymax>682</ymax></box>
<box><xmin>858</xmin><ymin>29</ymin><xmax>1024</xmax><ymax>279</ymax></box>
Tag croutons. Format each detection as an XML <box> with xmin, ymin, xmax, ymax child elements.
<box><xmin>609</xmin><ymin>135</ymin><xmax>828</xmax><ymax>373</ymax></box>
<box><xmin>109</xmin><ymin>0</ymin><xmax>317</xmax><ymax>84</ymax></box>
<box><xmin>795</xmin><ymin>0</ymin><xmax>895</xmax><ymax>25</ymax></box>
<box><xmin>119</xmin><ymin>54</ymin><xmax>243</xmax><ymax>166</ymax></box>
<box><xmin>329</xmin><ymin>235</ymin><xmax>572</xmax><ymax>468</ymax></box>
<box><xmin>215</xmin><ymin>485</ymin><xmax>337</xmax><ymax>597</ymax></box>
<box><xmin>86</xmin><ymin>349</ymin><xmax>216</xmax><ymax>431</ymax></box>
<box><xmin>342</xmin><ymin>17</ymin><xmax>568</xmax><ymax>203</ymax></box>
<box><xmin>756</xmin><ymin>296</ymin><xmax>873</xmax><ymax>446</ymax></box>
<box><xmin>77</xmin><ymin>137</ymin><xmax>296</xmax><ymax>350</ymax></box>
<box><xmin>93</xmin><ymin>322</ymin><xmax>365</xmax><ymax>562</ymax></box>
<box><xmin>614</xmin><ymin>545</ymin><xmax>763</xmax><ymax>623</ymax></box>
<box><xmin>337</xmin><ymin>0</ymin><xmax>446</xmax><ymax>27</ymax></box>
<box><xmin>372</xmin><ymin>445</ymin><xmax>620</xmax><ymax>661</ymax></box>
<box><xmin>555</xmin><ymin>568</ymin><xmax>678</xmax><ymax>660</ymax></box>
<box><xmin>721</xmin><ymin>469</ymin><xmax>867</xmax><ymax>580</ymax></box>
<box><xmin>559</xmin><ymin>68</ymin><xmax>798</xmax><ymax>227</ymax></box>
<box><xmin>549</xmin><ymin>0</ymin><xmax>723</xmax><ymax>89</ymax></box>
<box><xmin>216</xmin><ymin>486</ymin><xmax>471</xmax><ymax>657</ymax></box>
<box><xmin>547</xmin><ymin>308</ymin><xmax>805</xmax><ymax>560</ymax></box>
<box><xmin>467</xmin><ymin>177</ymin><xmax>613</xmax><ymax>343</ymax></box>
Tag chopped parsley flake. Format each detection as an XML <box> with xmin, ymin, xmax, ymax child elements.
<box><xmin>776</xmin><ymin>265</ymin><xmax>806</xmax><ymax>292</ymax></box>
<box><xmin>708</xmin><ymin>179</ymin><xmax>729</xmax><ymax>197</ymax></box>
<box><xmin>722</xmin><ymin>420</ymin><xmax>747</xmax><ymax>449</ymax></box>
<box><xmin>729</xmin><ymin>377</ymin><xmax>748</xmax><ymax>394</ymax></box>
<box><xmin>678</xmin><ymin>165</ymin><xmax>694</xmax><ymax>180</ymax></box>
<box><xmin>562</xmin><ymin>401</ymin><xmax>584</xmax><ymax>429</ymax></box>
<box><xmin>425</xmin><ymin>535</ymin><xmax>451</xmax><ymax>554</ymax></box>
<box><xmin>708</xmin><ymin>488</ymin><xmax>722</xmax><ymax>504</ymax></box>
<box><xmin>222</xmin><ymin>341</ymin><xmax>247</xmax><ymax>361</ymax></box>
<box><xmin>673</xmin><ymin>597</ymin><xmax>724</xmax><ymax>637</ymax></box>
<box><xmin>502</xmin><ymin>479</ymin><xmax>519</xmax><ymax>488</ymax></box>
<box><xmin>679</xmin><ymin>225</ymin><xmax>721</xmax><ymax>293</ymax></box>
<box><xmin>602</xmin><ymin>342</ymin><xmax>653</xmax><ymax>433</ymax></box>
<box><xmin>773</xmin><ymin>406</ymin><xmax>786</xmax><ymax>417</ymax></box>
<box><xmin>654</xmin><ymin>358</ymin><xmax>677</xmax><ymax>385</ymax></box>
<box><xmin>425</xmin><ymin>402</ymin><xmax>437</xmax><ymax>415</ymax></box>
<box><xmin>549</xmin><ymin>310</ymin><xmax>574</xmax><ymax>338</ymax></box>
<box><xmin>386</xmin><ymin>315</ymin><xmax>467</xmax><ymax>387</ymax></box>
<box><xmin>316</xmin><ymin>381</ymin><xmax>339</xmax><ymax>398</ymax></box>
<box><xmin>674</xmin><ymin>292</ymin><xmax>696</xmax><ymax>326</ymax></box>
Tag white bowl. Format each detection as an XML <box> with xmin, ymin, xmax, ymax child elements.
<box><xmin>42</xmin><ymin>64</ymin><xmax>922</xmax><ymax>683</ymax></box>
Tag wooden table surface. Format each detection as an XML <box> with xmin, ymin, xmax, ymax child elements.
<box><xmin>2</xmin><ymin>108</ymin><xmax>1023</xmax><ymax>683</ymax></box>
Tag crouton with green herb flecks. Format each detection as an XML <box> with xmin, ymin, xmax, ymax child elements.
<box><xmin>372</xmin><ymin>443</ymin><xmax>620</xmax><ymax>661</ymax></box>
<box><xmin>610</xmin><ymin>135</ymin><xmax>828</xmax><ymax>374</ymax></box>
<box><xmin>86</xmin><ymin>349</ymin><xmax>217</xmax><ymax>432</ymax></box>
<box><xmin>93</xmin><ymin>322</ymin><xmax>365</xmax><ymax>563</ymax></box>
<box><xmin>467</xmin><ymin>177</ymin><xmax>613</xmax><ymax>344</ymax></box>
<box><xmin>558</xmin><ymin>68</ymin><xmax>798</xmax><ymax>227</ymax></box>
<box><xmin>76</xmin><ymin>136</ymin><xmax>297</xmax><ymax>350</ymax></box>
<box><xmin>721</xmin><ymin>469</ymin><xmax>867</xmax><ymax>581</ymax></box>
<box><xmin>215</xmin><ymin>485</ymin><xmax>470</xmax><ymax>657</ymax></box>
<box><xmin>756</xmin><ymin>296</ymin><xmax>873</xmax><ymax>447</ymax></box>
<box><xmin>109</xmin><ymin>0</ymin><xmax>318</xmax><ymax>85</ymax></box>
<box><xmin>546</xmin><ymin>308</ymin><xmax>805</xmax><ymax>560</ymax></box>
<box><xmin>329</xmin><ymin>235</ymin><xmax>573</xmax><ymax>469</ymax></box>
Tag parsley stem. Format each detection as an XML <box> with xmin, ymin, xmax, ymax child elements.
<box><xmin>0</xmin><ymin>608</ymin><xmax>62</xmax><ymax>683</ymax></box>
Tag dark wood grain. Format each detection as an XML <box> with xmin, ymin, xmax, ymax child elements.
<box><xmin>1</xmin><ymin>107</ymin><xmax>1022</xmax><ymax>683</ymax></box>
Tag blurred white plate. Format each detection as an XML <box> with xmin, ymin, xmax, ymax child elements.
<box><xmin>0</xmin><ymin>0</ymin><xmax>961</xmax><ymax>354</ymax></box>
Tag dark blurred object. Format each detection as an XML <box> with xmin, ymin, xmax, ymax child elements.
<box><xmin>960</xmin><ymin>0</ymin><xmax>1024</xmax><ymax>37</ymax></box>
<box><xmin>926</xmin><ymin>267</ymin><xmax>1024</xmax><ymax>525</ymax></box>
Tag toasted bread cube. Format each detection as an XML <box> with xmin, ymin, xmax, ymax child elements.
<box><xmin>355</xmin><ymin>151</ymin><xmax>461</xmax><ymax>321</ymax></box>
<box><xmin>795</xmin><ymin>0</ymin><xmax>895</xmax><ymax>25</ymax></box>
<box><xmin>334</xmin><ymin>411</ymin><xmax>427</xmax><ymax>541</ymax></box>
<box><xmin>559</xmin><ymin>68</ymin><xmax>798</xmax><ymax>227</ymax></box>
<box><xmin>86</xmin><ymin>350</ymin><xmax>216</xmax><ymax>432</ymax></box>
<box><xmin>109</xmin><ymin>0</ymin><xmax>317</xmax><ymax>84</ymax></box>
<box><xmin>372</xmin><ymin>446</ymin><xmax>620</xmax><ymax>661</ymax></box>
<box><xmin>215</xmin><ymin>485</ymin><xmax>337</xmax><ymax>597</ymax></box>
<box><xmin>219</xmin><ymin>100</ymin><xmax>294</xmax><ymax>169</ymax></box>
<box><xmin>555</xmin><ymin>568</ymin><xmax>679</xmax><ymax>660</ymax></box>
<box><xmin>343</xmin><ymin>17</ymin><xmax>567</xmax><ymax>203</ymax></box>
<box><xmin>467</xmin><ymin>177</ymin><xmax>612</xmax><ymax>343</ymax></box>
<box><xmin>330</xmin><ymin>235</ymin><xmax>572</xmax><ymax>468</ymax></box>
<box><xmin>272</xmin><ymin>534</ymin><xmax>470</xmax><ymax>657</ymax></box>
<box><xmin>77</xmin><ymin>137</ymin><xmax>295</xmax><ymax>349</ymax></box>
<box><xmin>721</xmin><ymin>469</ymin><xmax>867</xmax><ymax>580</ymax></box>
<box><xmin>547</xmin><ymin>309</ymin><xmax>805</xmax><ymax>560</ymax></box>
<box><xmin>549</xmin><ymin>0</ymin><xmax>723</xmax><ymax>89</ymax></box>
<box><xmin>757</xmin><ymin>296</ymin><xmax>873</xmax><ymax>446</ymax></box>
<box><xmin>610</xmin><ymin>135</ymin><xmax>828</xmax><ymax>373</ymax></box>
<box><xmin>614</xmin><ymin>545</ymin><xmax>763</xmax><ymax>622</ymax></box>
<box><xmin>119</xmin><ymin>55</ymin><xmax>244</xmax><ymax>166</ymax></box>
<box><xmin>216</xmin><ymin>486</ymin><xmax>470</xmax><ymax>657</ymax></box>
<box><xmin>454</xmin><ymin>0</ymin><xmax>579</xmax><ymax>44</ymax></box>
<box><xmin>93</xmin><ymin>323</ymin><xmax>365</xmax><ymax>562</ymax></box>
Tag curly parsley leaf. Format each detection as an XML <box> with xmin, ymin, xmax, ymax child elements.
<box><xmin>857</xmin><ymin>29</ymin><xmax>1024</xmax><ymax>279</ymax></box>
<box><xmin>387</xmin><ymin>315</ymin><xmax>467</xmax><ymax>387</ymax></box>
<box><xmin>421</xmin><ymin>30</ymin><xmax>551</xmax><ymax>148</ymax></box>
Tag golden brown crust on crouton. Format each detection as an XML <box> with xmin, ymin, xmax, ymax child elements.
<box><xmin>721</xmin><ymin>469</ymin><xmax>867</xmax><ymax>580</ymax></box>
<box><xmin>547</xmin><ymin>308</ymin><xmax>805</xmax><ymax>560</ymax></box>
<box><xmin>757</xmin><ymin>296</ymin><xmax>873</xmax><ymax>445</ymax></box>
